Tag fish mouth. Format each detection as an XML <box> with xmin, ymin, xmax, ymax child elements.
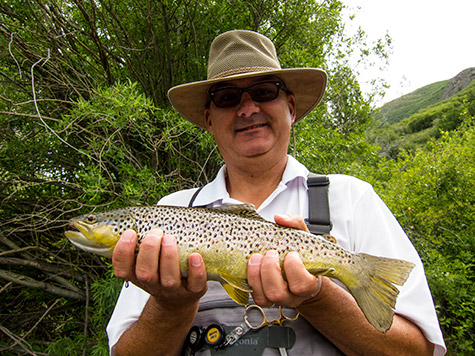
<box><xmin>68</xmin><ymin>220</ymin><xmax>93</xmax><ymax>239</ymax></box>
<box><xmin>65</xmin><ymin>221</ymin><xmax>114</xmax><ymax>258</ymax></box>
<box><xmin>235</xmin><ymin>123</ymin><xmax>268</xmax><ymax>133</ymax></box>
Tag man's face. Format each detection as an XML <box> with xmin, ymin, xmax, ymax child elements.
<box><xmin>204</xmin><ymin>76</ymin><xmax>296</xmax><ymax>165</ymax></box>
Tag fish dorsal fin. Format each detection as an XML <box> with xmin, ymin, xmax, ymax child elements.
<box><xmin>214</xmin><ymin>204</ymin><xmax>267</xmax><ymax>222</ymax></box>
<box><xmin>219</xmin><ymin>274</ymin><xmax>252</xmax><ymax>305</ymax></box>
<box><xmin>321</xmin><ymin>234</ymin><xmax>337</xmax><ymax>244</ymax></box>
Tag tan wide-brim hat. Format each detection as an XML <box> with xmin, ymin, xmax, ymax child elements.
<box><xmin>168</xmin><ymin>30</ymin><xmax>327</xmax><ymax>129</ymax></box>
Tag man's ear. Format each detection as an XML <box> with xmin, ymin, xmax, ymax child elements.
<box><xmin>288</xmin><ymin>93</ymin><xmax>297</xmax><ymax>125</ymax></box>
<box><xmin>204</xmin><ymin>108</ymin><xmax>214</xmax><ymax>135</ymax></box>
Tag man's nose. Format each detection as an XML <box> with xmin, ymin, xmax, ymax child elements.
<box><xmin>236</xmin><ymin>92</ymin><xmax>260</xmax><ymax>117</ymax></box>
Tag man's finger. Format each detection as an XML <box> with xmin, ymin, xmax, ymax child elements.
<box><xmin>283</xmin><ymin>251</ymin><xmax>319</xmax><ymax>297</ymax></box>
<box><xmin>159</xmin><ymin>234</ymin><xmax>182</xmax><ymax>290</ymax></box>
<box><xmin>113</xmin><ymin>229</ymin><xmax>138</xmax><ymax>281</ymax></box>
<box><xmin>260</xmin><ymin>250</ymin><xmax>288</xmax><ymax>304</ymax></box>
<box><xmin>248</xmin><ymin>253</ymin><xmax>271</xmax><ymax>306</ymax></box>
<box><xmin>274</xmin><ymin>214</ymin><xmax>310</xmax><ymax>233</ymax></box>
<box><xmin>186</xmin><ymin>253</ymin><xmax>208</xmax><ymax>294</ymax></box>
<box><xmin>135</xmin><ymin>228</ymin><xmax>162</xmax><ymax>285</ymax></box>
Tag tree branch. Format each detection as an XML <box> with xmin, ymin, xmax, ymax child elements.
<box><xmin>0</xmin><ymin>269</ymin><xmax>85</xmax><ymax>300</ymax></box>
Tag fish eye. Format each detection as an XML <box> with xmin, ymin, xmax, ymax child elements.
<box><xmin>86</xmin><ymin>215</ymin><xmax>97</xmax><ymax>224</ymax></box>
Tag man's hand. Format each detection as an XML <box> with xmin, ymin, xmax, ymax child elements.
<box><xmin>112</xmin><ymin>228</ymin><xmax>208</xmax><ymax>307</ymax></box>
<box><xmin>247</xmin><ymin>214</ymin><xmax>322</xmax><ymax>308</ymax></box>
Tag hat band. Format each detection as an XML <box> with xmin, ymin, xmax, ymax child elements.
<box><xmin>210</xmin><ymin>66</ymin><xmax>280</xmax><ymax>79</ymax></box>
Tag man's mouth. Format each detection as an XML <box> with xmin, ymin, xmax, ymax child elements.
<box><xmin>235</xmin><ymin>123</ymin><xmax>267</xmax><ymax>133</ymax></box>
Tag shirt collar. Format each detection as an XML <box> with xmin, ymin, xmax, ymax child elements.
<box><xmin>192</xmin><ymin>155</ymin><xmax>309</xmax><ymax>207</ymax></box>
<box><xmin>282</xmin><ymin>155</ymin><xmax>309</xmax><ymax>187</ymax></box>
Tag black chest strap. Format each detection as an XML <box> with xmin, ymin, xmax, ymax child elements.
<box><xmin>305</xmin><ymin>173</ymin><xmax>332</xmax><ymax>235</ymax></box>
<box><xmin>188</xmin><ymin>186</ymin><xmax>205</xmax><ymax>207</ymax></box>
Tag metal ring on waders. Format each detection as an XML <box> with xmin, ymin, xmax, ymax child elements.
<box><xmin>276</xmin><ymin>306</ymin><xmax>300</xmax><ymax>326</ymax></box>
<box><xmin>243</xmin><ymin>304</ymin><xmax>300</xmax><ymax>330</ymax></box>
<box><xmin>244</xmin><ymin>304</ymin><xmax>270</xmax><ymax>330</ymax></box>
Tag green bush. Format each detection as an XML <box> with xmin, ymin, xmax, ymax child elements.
<box><xmin>366</xmin><ymin>113</ymin><xmax>475</xmax><ymax>354</ymax></box>
<box><xmin>294</xmin><ymin>110</ymin><xmax>380</xmax><ymax>175</ymax></box>
<box><xmin>0</xmin><ymin>81</ymin><xmax>221</xmax><ymax>355</ymax></box>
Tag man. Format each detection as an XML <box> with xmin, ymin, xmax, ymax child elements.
<box><xmin>107</xmin><ymin>30</ymin><xmax>446</xmax><ymax>355</ymax></box>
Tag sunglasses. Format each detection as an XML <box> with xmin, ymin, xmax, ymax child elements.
<box><xmin>208</xmin><ymin>81</ymin><xmax>288</xmax><ymax>108</ymax></box>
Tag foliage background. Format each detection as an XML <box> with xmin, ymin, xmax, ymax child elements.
<box><xmin>0</xmin><ymin>0</ymin><xmax>473</xmax><ymax>355</ymax></box>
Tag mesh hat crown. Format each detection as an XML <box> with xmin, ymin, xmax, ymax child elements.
<box><xmin>168</xmin><ymin>30</ymin><xmax>327</xmax><ymax>128</ymax></box>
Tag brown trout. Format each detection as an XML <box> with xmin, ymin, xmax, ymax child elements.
<box><xmin>65</xmin><ymin>204</ymin><xmax>414</xmax><ymax>333</ymax></box>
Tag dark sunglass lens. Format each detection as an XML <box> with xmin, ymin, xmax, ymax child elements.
<box><xmin>249</xmin><ymin>82</ymin><xmax>279</xmax><ymax>102</ymax></box>
<box><xmin>212</xmin><ymin>88</ymin><xmax>241</xmax><ymax>107</ymax></box>
<box><xmin>210</xmin><ymin>82</ymin><xmax>281</xmax><ymax>107</ymax></box>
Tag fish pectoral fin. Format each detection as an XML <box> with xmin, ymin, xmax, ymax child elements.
<box><xmin>221</xmin><ymin>283</ymin><xmax>250</xmax><ymax>305</ymax></box>
<box><xmin>220</xmin><ymin>274</ymin><xmax>252</xmax><ymax>292</ymax></box>
<box><xmin>307</xmin><ymin>267</ymin><xmax>335</xmax><ymax>277</ymax></box>
<box><xmin>219</xmin><ymin>274</ymin><xmax>252</xmax><ymax>305</ymax></box>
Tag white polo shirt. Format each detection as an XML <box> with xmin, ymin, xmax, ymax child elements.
<box><xmin>107</xmin><ymin>156</ymin><xmax>446</xmax><ymax>355</ymax></box>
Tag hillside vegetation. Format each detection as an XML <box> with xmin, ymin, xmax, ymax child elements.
<box><xmin>374</xmin><ymin>80</ymin><xmax>449</xmax><ymax>125</ymax></box>
<box><xmin>369</xmin><ymin>77</ymin><xmax>475</xmax><ymax>158</ymax></box>
<box><xmin>374</xmin><ymin>67</ymin><xmax>475</xmax><ymax>126</ymax></box>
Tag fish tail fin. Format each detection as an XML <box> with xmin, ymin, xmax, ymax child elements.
<box><xmin>345</xmin><ymin>253</ymin><xmax>415</xmax><ymax>333</ymax></box>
